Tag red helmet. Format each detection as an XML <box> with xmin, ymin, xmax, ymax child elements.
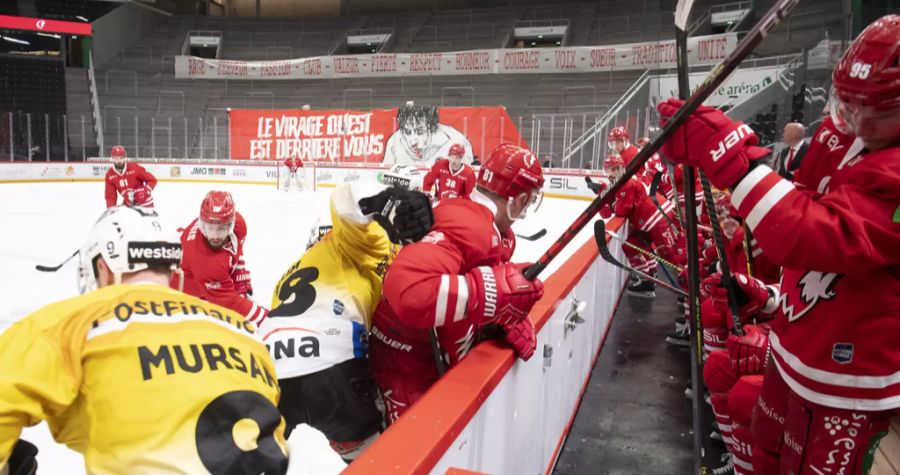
<box><xmin>448</xmin><ymin>143</ymin><xmax>465</xmax><ymax>158</ymax></box>
<box><xmin>477</xmin><ymin>143</ymin><xmax>544</xmax><ymax>199</ymax></box>
<box><xmin>832</xmin><ymin>15</ymin><xmax>900</xmax><ymax>110</ymax></box>
<box><xmin>608</xmin><ymin>127</ymin><xmax>629</xmax><ymax>142</ymax></box>
<box><xmin>111</xmin><ymin>145</ymin><xmax>127</xmax><ymax>159</ymax></box>
<box><xmin>636</xmin><ymin>137</ymin><xmax>651</xmax><ymax>148</ymax></box>
<box><xmin>200</xmin><ymin>190</ymin><xmax>235</xmax><ymax>224</ymax></box>
<box><xmin>603</xmin><ymin>155</ymin><xmax>625</xmax><ymax>169</ymax></box>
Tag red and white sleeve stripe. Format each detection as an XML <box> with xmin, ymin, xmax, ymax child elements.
<box><xmin>245</xmin><ymin>300</ymin><xmax>268</xmax><ymax>326</ymax></box>
<box><xmin>434</xmin><ymin>274</ymin><xmax>469</xmax><ymax>327</ymax></box>
<box><xmin>731</xmin><ymin>166</ymin><xmax>795</xmax><ymax>233</ymax></box>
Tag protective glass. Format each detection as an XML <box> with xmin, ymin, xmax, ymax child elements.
<box><xmin>508</xmin><ymin>189</ymin><xmax>544</xmax><ymax>221</ymax></box>
<box><xmin>604</xmin><ymin>165</ymin><xmax>624</xmax><ymax>180</ymax></box>
<box><xmin>200</xmin><ymin>218</ymin><xmax>234</xmax><ymax>245</ymax></box>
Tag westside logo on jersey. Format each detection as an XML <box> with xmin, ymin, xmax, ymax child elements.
<box><xmin>781</xmin><ymin>271</ymin><xmax>843</xmax><ymax>322</ymax></box>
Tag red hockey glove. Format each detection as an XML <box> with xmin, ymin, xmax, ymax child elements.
<box><xmin>132</xmin><ymin>186</ymin><xmax>152</xmax><ymax>206</ymax></box>
<box><xmin>503</xmin><ymin>317</ymin><xmax>537</xmax><ymax>361</ymax></box>
<box><xmin>656</xmin><ymin>99</ymin><xmax>770</xmax><ymax>189</ymax></box>
<box><xmin>466</xmin><ymin>263</ymin><xmax>544</xmax><ymax>327</ymax></box>
<box><xmin>232</xmin><ymin>258</ymin><xmax>253</xmax><ymax>296</ymax></box>
<box><xmin>705</xmin><ymin>272</ymin><xmax>770</xmax><ymax>323</ymax></box>
<box><xmin>726</xmin><ymin>324</ymin><xmax>769</xmax><ymax>376</ymax></box>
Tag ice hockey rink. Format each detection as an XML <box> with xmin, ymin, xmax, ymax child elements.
<box><xmin>0</xmin><ymin>180</ymin><xmax>600</xmax><ymax>473</ymax></box>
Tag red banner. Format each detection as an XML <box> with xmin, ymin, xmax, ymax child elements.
<box><xmin>228</xmin><ymin>106</ymin><xmax>525</xmax><ymax>164</ymax></box>
<box><xmin>0</xmin><ymin>15</ymin><xmax>92</xmax><ymax>36</ymax></box>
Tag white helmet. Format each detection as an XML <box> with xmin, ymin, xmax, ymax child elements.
<box><xmin>77</xmin><ymin>206</ymin><xmax>182</xmax><ymax>294</ymax></box>
<box><xmin>380</xmin><ymin>165</ymin><xmax>423</xmax><ymax>191</ymax></box>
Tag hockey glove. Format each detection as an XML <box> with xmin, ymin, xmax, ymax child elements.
<box><xmin>5</xmin><ymin>439</ymin><xmax>38</xmax><ymax>475</ymax></box>
<box><xmin>656</xmin><ymin>98</ymin><xmax>770</xmax><ymax>189</ymax></box>
<box><xmin>704</xmin><ymin>272</ymin><xmax>771</xmax><ymax>324</ymax></box>
<box><xmin>701</xmin><ymin>297</ymin><xmax>728</xmax><ymax>354</ymax></box>
<box><xmin>465</xmin><ymin>263</ymin><xmax>544</xmax><ymax>327</ymax></box>
<box><xmin>132</xmin><ymin>186</ymin><xmax>152</xmax><ymax>206</ymax></box>
<box><xmin>358</xmin><ymin>187</ymin><xmax>434</xmax><ymax>245</ymax></box>
<box><xmin>232</xmin><ymin>258</ymin><xmax>253</xmax><ymax>296</ymax></box>
<box><xmin>726</xmin><ymin>324</ymin><xmax>769</xmax><ymax>376</ymax></box>
<box><xmin>503</xmin><ymin>317</ymin><xmax>537</xmax><ymax>361</ymax></box>
<box><xmin>584</xmin><ymin>176</ymin><xmax>607</xmax><ymax>195</ymax></box>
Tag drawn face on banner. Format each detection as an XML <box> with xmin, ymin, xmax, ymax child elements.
<box><xmin>385</xmin><ymin>104</ymin><xmax>473</xmax><ymax>166</ymax></box>
<box><xmin>398</xmin><ymin>105</ymin><xmax>440</xmax><ymax>158</ymax></box>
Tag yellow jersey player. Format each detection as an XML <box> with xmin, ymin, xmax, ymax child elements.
<box><xmin>262</xmin><ymin>180</ymin><xmax>433</xmax><ymax>460</ymax></box>
<box><xmin>0</xmin><ymin>206</ymin><xmax>288</xmax><ymax>475</ymax></box>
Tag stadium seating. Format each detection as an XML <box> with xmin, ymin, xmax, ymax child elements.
<box><xmin>86</xmin><ymin>0</ymin><xmax>844</xmax><ymax>161</ymax></box>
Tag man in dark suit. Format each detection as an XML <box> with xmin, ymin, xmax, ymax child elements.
<box><xmin>775</xmin><ymin>122</ymin><xmax>808</xmax><ymax>181</ymax></box>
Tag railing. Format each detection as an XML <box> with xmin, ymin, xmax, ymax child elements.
<box><xmin>88</xmin><ymin>52</ymin><xmax>104</xmax><ymax>155</ymax></box>
<box><xmin>1</xmin><ymin>112</ymin><xmax>78</xmax><ymax>161</ymax></box>
<box><xmin>561</xmin><ymin>69</ymin><xmax>650</xmax><ymax>164</ymax></box>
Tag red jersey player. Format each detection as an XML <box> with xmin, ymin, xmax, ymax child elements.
<box><xmin>422</xmin><ymin>143</ymin><xmax>476</xmax><ymax>201</ymax></box>
<box><xmin>104</xmin><ymin>145</ymin><xmax>156</xmax><ymax>208</ymax></box>
<box><xmin>657</xmin><ymin>15</ymin><xmax>900</xmax><ymax>474</ymax></box>
<box><xmin>595</xmin><ymin>155</ymin><xmax>679</xmax><ymax>297</ymax></box>
<box><xmin>173</xmin><ymin>190</ymin><xmax>268</xmax><ymax>325</ymax></box>
<box><xmin>282</xmin><ymin>157</ymin><xmax>305</xmax><ymax>191</ymax></box>
<box><xmin>368</xmin><ymin>143</ymin><xmax>546</xmax><ymax>424</ymax></box>
<box><xmin>608</xmin><ymin>126</ymin><xmax>640</xmax><ymax>165</ymax></box>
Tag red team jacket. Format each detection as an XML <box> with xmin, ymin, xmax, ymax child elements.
<box><xmin>104</xmin><ymin>163</ymin><xmax>157</xmax><ymax>208</ymax></box>
<box><xmin>371</xmin><ymin>191</ymin><xmax>515</xmax><ymax>377</ymax></box>
<box><xmin>619</xmin><ymin>143</ymin><xmax>639</xmax><ymax>165</ymax></box>
<box><xmin>601</xmin><ymin>176</ymin><xmax>676</xmax><ymax>236</ymax></box>
<box><xmin>732</xmin><ymin>140</ymin><xmax>900</xmax><ymax>411</ymax></box>
<box><xmin>422</xmin><ymin>159</ymin><xmax>476</xmax><ymax>201</ymax></box>
<box><xmin>792</xmin><ymin>116</ymin><xmax>857</xmax><ymax>193</ymax></box>
<box><xmin>173</xmin><ymin>212</ymin><xmax>266</xmax><ymax>323</ymax></box>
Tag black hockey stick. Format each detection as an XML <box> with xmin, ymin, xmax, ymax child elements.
<box><xmin>522</xmin><ymin>0</ymin><xmax>799</xmax><ymax>281</ymax></box>
<box><xmin>649</xmin><ymin>171</ymin><xmax>680</xmax><ymax>234</ymax></box>
<box><xmin>666</xmin><ymin>161</ymin><xmax>687</xmax><ymax>229</ymax></box>
<box><xmin>594</xmin><ymin>221</ymin><xmax>686</xmax><ymax>297</ymax></box>
<box><xmin>674</xmin><ymin>0</ymin><xmax>708</xmax><ymax>470</ymax></box>
<box><xmin>515</xmin><ymin>229</ymin><xmax>547</xmax><ymax>241</ymax></box>
<box><xmin>698</xmin><ymin>172</ymin><xmax>745</xmax><ymax>336</ymax></box>
<box><xmin>35</xmin><ymin>250</ymin><xmax>79</xmax><ymax>272</ymax></box>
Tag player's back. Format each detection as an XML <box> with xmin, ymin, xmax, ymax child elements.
<box><xmin>0</xmin><ymin>283</ymin><xmax>286</xmax><ymax>474</ymax></box>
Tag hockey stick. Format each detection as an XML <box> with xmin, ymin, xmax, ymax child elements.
<box><xmin>35</xmin><ymin>250</ymin><xmax>79</xmax><ymax>272</ymax></box>
<box><xmin>665</xmin><ymin>162</ymin><xmax>687</xmax><ymax>229</ymax></box>
<box><xmin>649</xmin><ymin>171</ymin><xmax>680</xmax><ymax>234</ymax></box>
<box><xmin>604</xmin><ymin>230</ymin><xmax>685</xmax><ymax>273</ymax></box>
<box><xmin>594</xmin><ymin>221</ymin><xmax>686</xmax><ymax>297</ymax></box>
<box><xmin>698</xmin><ymin>172</ymin><xmax>744</xmax><ymax>336</ymax></box>
<box><xmin>515</xmin><ymin>229</ymin><xmax>547</xmax><ymax>241</ymax></box>
<box><xmin>674</xmin><ymin>1</ymin><xmax>707</xmax><ymax>472</ymax></box>
<box><xmin>522</xmin><ymin>0</ymin><xmax>799</xmax><ymax>281</ymax></box>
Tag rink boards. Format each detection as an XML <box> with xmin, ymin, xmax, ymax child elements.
<box><xmin>0</xmin><ymin>160</ymin><xmax>626</xmax><ymax>474</ymax></box>
<box><xmin>0</xmin><ymin>159</ymin><xmax>606</xmax><ymax>201</ymax></box>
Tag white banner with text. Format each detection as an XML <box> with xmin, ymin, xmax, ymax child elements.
<box><xmin>175</xmin><ymin>33</ymin><xmax>736</xmax><ymax>80</ymax></box>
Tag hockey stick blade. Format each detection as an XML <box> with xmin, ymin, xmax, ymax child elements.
<box><xmin>523</xmin><ymin>0</ymin><xmax>799</xmax><ymax>282</ymax></box>
<box><xmin>35</xmin><ymin>250</ymin><xmax>79</xmax><ymax>272</ymax></box>
<box><xmin>594</xmin><ymin>221</ymin><xmax>687</xmax><ymax>298</ymax></box>
<box><xmin>515</xmin><ymin>229</ymin><xmax>547</xmax><ymax>241</ymax></box>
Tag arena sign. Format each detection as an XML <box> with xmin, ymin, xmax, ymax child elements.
<box><xmin>228</xmin><ymin>106</ymin><xmax>524</xmax><ymax>164</ymax></box>
<box><xmin>175</xmin><ymin>33</ymin><xmax>736</xmax><ymax>80</ymax></box>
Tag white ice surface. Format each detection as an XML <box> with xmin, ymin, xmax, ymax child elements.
<box><xmin>0</xmin><ymin>182</ymin><xmax>600</xmax><ymax>473</ymax></box>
